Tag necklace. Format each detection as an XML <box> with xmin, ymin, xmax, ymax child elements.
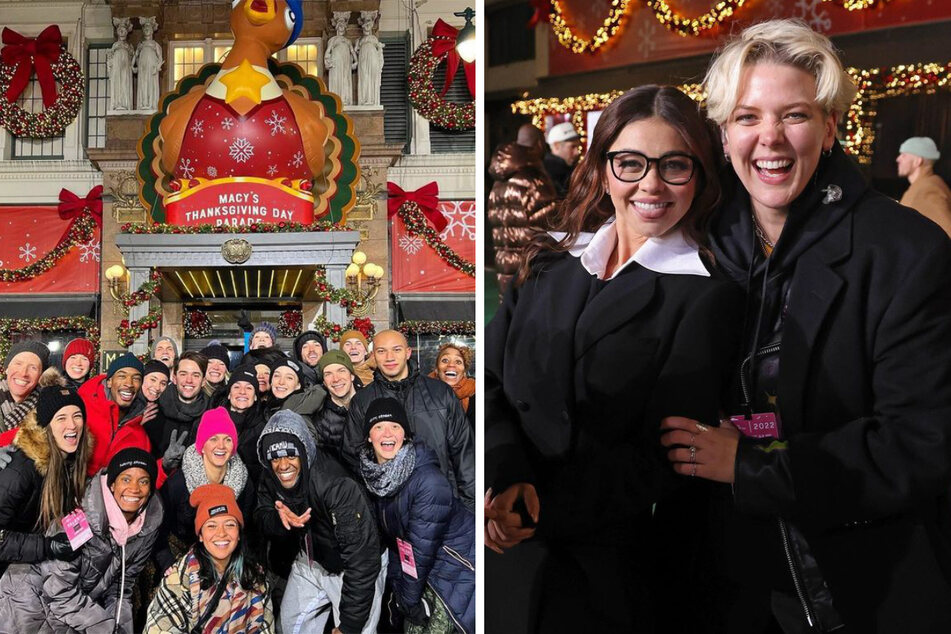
<box><xmin>751</xmin><ymin>212</ymin><xmax>774</xmax><ymax>255</ymax></box>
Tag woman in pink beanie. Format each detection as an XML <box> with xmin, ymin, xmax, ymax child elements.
<box><xmin>154</xmin><ymin>407</ymin><xmax>255</xmax><ymax>572</ymax></box>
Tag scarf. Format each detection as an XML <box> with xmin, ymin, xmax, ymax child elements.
<box><xmin>99</xmin><ymin>474</ymin><xmax>147</xmax><ymax>547</ymax></box>
<box><xmin>158</xmin><ymin>385</ymin><xmax>210</xmax><ymax>425</ymax></box>
<box><xmin>181</xmin><ymin>445</ymin><xmax>249</xmax><ymax>497</ymax></box>
<box><xmin>428</xmin><ymin>371</ymin><xmax>475</xmax><ymax>412</ymax></box>
<box><xmin>0</xmin><ymin>380</ymin><xmax>40</xmax><ymax>433</ymax></box>
<box><xmin>360</xmin><ymin>442</ymin><xmax>416</xmax><ymax>498</ymax></box>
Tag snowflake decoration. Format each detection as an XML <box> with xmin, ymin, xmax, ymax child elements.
<box><xmin>265</xmin><ymin>110</ymin><xmax>287</xmax><ymax>136</ymax></box>
<box><xmin>18</xmin><ymin>243</ymin><xmax>36</xmax><ymax>262</ymax></box>
<box><xmin>636</xmin><ymin>14</ymin><xmax>657</xmax><ymax>59</ymax></box>
<box><xmin>190</xmin><ymin>119</ymin><xmax>204</xmax><ymax>137</ymax></box>
<box><xmin>229</xmin><ymin>138</ymin><xmax>255</xmax><ymax>163</ymax></box>
<box><xmin>267</xmin><ymin>164</ymin><xmax>279</xmax><ymax>177</ymax></box>
<box><xmin>78</xmin><ymin>239</ymin><xmax>101</xmax><ymax>263</ymax></box>
<box><xmin>399</xmin><ymin>234</ymin><xmax>424</xmax><ymax>255</ymax></box>
<box><xmin>221</xmin><ymin>117</ymin><xmax>235</xmax><ymax>130</ymax></box>
<box><xmin>794</xmin><ymin>0</ymin><xmax>831</xmax><ymax>32</ymax></box>
<box><xmin>206</xmin><ymin>165</ymin><xmax>218</xmax><ymax>178</ymax></box>
<box><xmin>439</xmin><ymin>202</ymin><xmax>476</xmax><ymax>241</ymax></box>
<box><xmin>289</xmin><ymin>151</ymin><xmax>304</xmax><ymax>168</ymax></box>
<box><xmin>178</xmin><ymin>157</ymin><xmax>196</xmax><ymax>179</ymax></box>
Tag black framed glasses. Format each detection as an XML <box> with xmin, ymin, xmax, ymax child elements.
<box><xmin>606</xmin><ymin>151</ymin><xmax>698</xmax><ymax>185</ymax></box>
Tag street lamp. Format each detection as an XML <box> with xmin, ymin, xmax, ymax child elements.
<box><xmin>346</xmin><ymin>251</ymin><xmax>384</xmax><ymax>317</ymax></box>
<box><xmin>454</xmin><ymin>8</ymin><xmax>476</xmax><ymax>63</ymax></box>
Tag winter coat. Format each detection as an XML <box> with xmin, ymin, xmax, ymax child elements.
<box><xmin>900</xmin><ymin>172</ymin><xmax>951</xmax><ymax>238</ymax></box>
<box><xmin>182</xmin><ymin>404</ymin><xmax>268</xmax><ymax>486</ymax></box>
<box><xmin>488</xmin><ymin>142</ymin><xmax>558</xmax><ymax>289</ymax></box>
<box><xmin>428</xmin><ymin>372</ymin><xmax>475</xmax><ymax>430</ymax></box>
<box><xmin>0</xmin><ymin>474</ymin><xmax>163</xmax><ymax>633</ymax></box>
<box><xmin>372</xmin><ymin>443</ymin><xmax>474</xmax><ymax>634</ymax></box>
<box><xmin>0</xmin><ymin>409</ymin><xmax>91</xmax><ymax>577</ymax></box>
<box><xmin>0</xmin><ymin>367</ymin><xmax>63</xmax><ymax>446</ymax></box>
<box><xmin>263</xmin><ymin>385</ymin><xmax>325</xmax><ymax>441</ymax></box>
<box><xmin>312</xmin><ymin>397</ymin><xmax>349</xmax><ymax>456</ymax></box>
<box><xmin>708</xmin><ymin>143</ymin><xmax>951</xmax><ymax>632</ymax></box>
<box><xmin>343</xmin><ymin>364</ymin><xmax>475</xmax><ymax>510</ymax></box>
<box><xmin>145</xmin><ymin>546</ymin><xmax>273</xmax><ymax>634</ymax></box>
<box><xmin>79</xmin><ymin>374</ymin><xmax>149</xmax><ymax>477</ymax></box>
<box><xmin>542</xmin><ymin>152</ymin><xmax>572</xmax><ymax>199</ymax></box>
<box><xmin>352</xmin><ymin>358</ymin><xmax>375</xmax><ymax>387</ymax></box>
<box><xmin>151</xmin><ymin>388</ymin><xmax>210</xmax><ymax>458</ymax></box>
<box><xmin>156</xmin><ymin>446</ymin><xmax>253</xmax><ymax>573</ymax></box>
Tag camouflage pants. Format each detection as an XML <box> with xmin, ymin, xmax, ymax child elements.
<box><xmin>405</xmin><ymin>587</ymin><xmax>456</xmax><ymax>634</ymax></box>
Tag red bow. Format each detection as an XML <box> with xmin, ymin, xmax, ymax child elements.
<box><xmin>58</xmin><ymin>185</ymin><xmax>103</xmax><ymax>226</ymax></box>
<box><xmin>527</xmin><ymin>0</ymin><xmax>552</xmax><ymax>28</ymax></box>
<box><xmin>1</xmin><ymin>26</ymin><xmax>62</xmax><ymax>107</ymax></box>
<box><xmin>429</xmin><ymin>19</ymin><xmax>475</xmax><ymax>99</ymax></box>
<box><xmin>387</xmin><ymin>181</ymin><xmax>447</xmax><ymax>234</ymax></box>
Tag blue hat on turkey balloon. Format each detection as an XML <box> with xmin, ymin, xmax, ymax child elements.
<box><xmin>284</xmin><ymin>0</ymin><xmax>304</xmax><ymax>48</ymax></box>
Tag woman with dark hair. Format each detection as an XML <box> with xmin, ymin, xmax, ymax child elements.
<box><xmin>146</xmin><ymin>483</ymin><xmax>272</xmax><ymax>633</ymax></box>
<box><xmin>430</xmin><ymin>342</ymin><xmax>475</xmax><ymax>429</ymax></box>
<box><xmin>484</xmin><ymin>85</ymin><xmax>742</xmax><ymax>631</ymax></box>
<box><xmin>661</xmin><ymin>19</ymin><xmax>951</xmax><ymax>632</ymax></box>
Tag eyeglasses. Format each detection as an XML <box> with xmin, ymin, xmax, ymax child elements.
<box><xmin>606</xmin><ymin>151</ymin><xmax>698</xmax><ymax>185</ymax></box>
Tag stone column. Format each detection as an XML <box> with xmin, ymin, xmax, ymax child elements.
<box><xmin>127</xmin><ymin>265</ymin><xmax>153</xmax><ymax>354</ymax></box>
<box><xmin>325</xmin><ymin>265</ymin><xmax>349</xmax><ymax>326</ymax></box>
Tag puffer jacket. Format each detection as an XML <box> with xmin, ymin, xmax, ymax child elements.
<box><xmin>145</xmin><ymin>546</ymin><xmax>273</xmax><ymax>633</ymax></box>
<box><xmin>156</xmin><ymin>447</ymin><xmax>253</xmax><ymax>572</ymax></box>
<box><xmin>343</xmin><ymin>363</ymin><xmax>475</xmax><ymax>510</ymax></box>
<box><xmin>0</xmin><ymin>473</ymin><xmax>163</xmax><ymax>633</ymax></box>
<box><xmin>372</xmin><ymin>443</ymin><xmax>474</xmax><ymax>634</ymax></box>
<box><xmin>0</xmin><ymin>408</ymin><xmax>91</xmax><ymax>577</ymax></box>
<box><xmin>79</xmin><ymin>374</ymin><xmax>145</xmax><ymax>476</ymax></box>
<box><xmin>312</xmin><ymin>397</ymin><xmax>349</xmax><ymax>456</ymax></box>
<box><xmin>487</xmin><ymin>141</ymin><xmax>558</xmax><ymax>289</ymax></box>
<box><xmin>0</xmin><ymin>367</ymin><xmax>64</xmax><ymax>446</ymax></box>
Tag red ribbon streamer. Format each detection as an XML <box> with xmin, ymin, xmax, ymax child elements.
<box><xmin>429</xmin><ymin>19</ymin><xmax>475</xmax><ymax>98</ymax></box>
<box><xmin>527</xmin><ymin>0</ymin><xmax>552</xmax><ymax>28</ymax></box>
<box><xmin>387</xmin><ymin>181</ymin><xmax>447</xmax><ymax>234</ymax></box>
<box><xmin>1</xmin><ymin>25</ymin><xmax>62</xmax><ymax>107</ymax></box>
<box><xmin>58</xmin><ymin>185</ymin><xmax>104</xmax><ymax>227</ymax></box>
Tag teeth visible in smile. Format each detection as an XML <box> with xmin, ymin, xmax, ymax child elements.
<box><xmin>755</xmin><ymin>159</ymin><xmax>792</xmax><ymax>169</ymax></box>
<box><xmin>121</xmin><ymin>496</ymin><xmax>141</xmax><ymax>503</ymax></box>
<box><xmin>13</xmin><ymin>379</ymin><xmax>28</xmax><ymax>386</ymax></box>
<box><xmin>633</xmin><ymin>201</ymin><xmax>669</xmax><ymax>210</ymax></box>
<box><xmin>278</xmin><ymin>471</ymin><xmax>295</xmax><ymax>480</ymax></box>
<box><xmin>64</xmin><ymin>432</ymin><xmax>78</xmax><ymax>439</ymax></box>
<box><xmin>119</xmin><ymin>390</ymin><xmax>133</xmax><ymax>399</ymax></box>
<box><xmin>382</xmin><ymin>441</ymin><xmax>395</xmax><ymax>447</ymax></box>
<box><xmin>213</xmin><ymin>450</ymin><xmax>227</xmax><ymax>456</ymax></box>
<box><xmin>213</xmin><ymin>541</ymin><xmax>230</xmax><ymax>547</ymax></box>
<box><xmin>445</xmin><ymin>371</ymin><xmax>458</xmax><ymax>378</ymax></box>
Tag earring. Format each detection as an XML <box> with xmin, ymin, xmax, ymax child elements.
<box><xmin>822</xmin><ymin>147</ymin><xmax>832</xmax><ymax>158</ymax></box>
<box><xmin>724</xmin><ymin>153</ymin><xmax>732</xmax><ymax>163</ymax></box>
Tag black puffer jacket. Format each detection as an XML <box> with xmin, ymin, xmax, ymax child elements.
<box><xmin>313</xmin><ymin>397</ymin><xmax>349</xmax><ymax>456</ymax></box>
<box><xmin>343</xmin><ymin>363</ymin><xmax>475</xmax><ymax>509</ymax></box>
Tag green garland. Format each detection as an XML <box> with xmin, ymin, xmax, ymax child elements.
<box><xmin>312</xmin><ymin>315</ymin><xmax>345</xmax><ymax>343</ymax></box>
<box><xmin>0</xmin><ymin>316</ymin><xmax>100</xmax><ymax>379</ymax></box>
<box><xmin>119</xmin><ymin>269</ymin><xmax>162</xmax><ymax>310</ymax></box>
<box><xmin>408</xmin><ymin>40</ymin><xmax>475</xmax><ymax>130</ymax></box>
<box><xmin>117</xmin><ymin>308</ymin><xmax>162</xmax><ymax>348</ymax></box>
<box><xmin>119</xmin><ymin>221</ymin><xmax>349</xmax><ymax>234</ymax></box>
<box><xmin>398</xmin><ymin>201</ymin><xmax>475</xmax><ymax>277</ymax></box>
<box><xmin>0</xmin><ymin>215</ymin><xmax>96</xmax><ymax>282</ymax></box>
<box><xmin>399</xmin><ymin>320</ymin><xmax>475</xmax><ymax>336</ymax></box>
<box><xmin>313</xmin><ymin>267</ymin><xmax>359</xmax><ymax>313</ymax></box>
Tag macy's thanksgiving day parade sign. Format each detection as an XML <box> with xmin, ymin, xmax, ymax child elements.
<box><xmin>137</xmin><ymin>0</ymin><xmax>360</xmax><ymax>226</ymax></box>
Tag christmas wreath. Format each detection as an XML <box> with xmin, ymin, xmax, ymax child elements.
<box><xmin>0</xmin><ymin>26</ymin><xmax>84</xmax><ymax>138</ymax></box>
<box><xmin>408</xmin><ymin>20</ymin><xmax>475</xmax><ymax>131</ymax></box>
<box><xmin>279</xmin><ymin>310</ymin><xmax>303</xmax><ymax>338</ymax></box>
<box><xmin>183</xmin><ymin>310</ymin><xmax>213</xmax><ymax>338</ymax></box>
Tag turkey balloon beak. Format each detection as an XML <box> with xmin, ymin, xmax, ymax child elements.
<box><xmin>245</xmin><ymin>0</ymin><xmax>276</xmax><ymax>24</ymax></box>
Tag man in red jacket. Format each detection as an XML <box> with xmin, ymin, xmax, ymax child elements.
<box><xmin>78</xmin><ymin>352</ymin><xmax>144</xmax><ymax>475</ymax></box>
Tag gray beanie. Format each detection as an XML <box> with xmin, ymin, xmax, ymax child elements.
<box><xmin>252</xmin><ymin>322</ymin><xmax>279</xmax><ymax>345</ymax></box>
<box><xmin>4</xmin><ymin>341</ymin><xmax>50</xmax><ymax>372</ymax></box>
<box><xmin>154</xmin><ymin>336</ymin><xmax>179</xmax><ymax>358</ymax></box>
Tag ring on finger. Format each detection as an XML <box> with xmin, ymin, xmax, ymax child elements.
<box><xmin>691</xmin><ymin>463</ymin><xmax>697</xmax><ymax>477</ymax></box>
<box><xmin>696</xmin><ymin>423</ymin><xmax>710</xmax><ymax>433</ymax></box>
<box><xmin>689</xmin><ymin>446</ymin><xmax>697</xmax><ymax>463</ymax></box>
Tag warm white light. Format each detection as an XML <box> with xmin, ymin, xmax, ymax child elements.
<box><xmin>351</xmin><ymin>251</ymin><xmax>367</xmax><ymax>266</ymax></box>
<box><xmin>105</xmin><ymin>264</ymin><xmax>126</xmax><ymax>281</ymax></box>
<box><xmin>47</xmin><ymin>341</ymin><xmax>61</xmax><ymax>352</ymax></box>
<box><xmin>346</xmin><ymin>263</ymin><xmax>361</xmax><ymax>278</ymax></box>
<box><xmin>456</xmin><ymin>35</ymin><xmax>476</xmax><ymax>63</ymax></box>
<box><xmin>371</xmin><ymin>265</ymin><xmax>384</xmax><ymax>280</ymax></box>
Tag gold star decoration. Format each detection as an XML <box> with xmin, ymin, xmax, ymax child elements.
<box><xmin>220</xmin><ymin>59</ymin><xmax>271</xmax><ymax>106</ymax></box>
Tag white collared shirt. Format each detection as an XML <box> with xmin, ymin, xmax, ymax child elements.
<box><xmin>550</xmin><ymin>217</ymin><xmax>710</xmax><ymax>280</ymax></box>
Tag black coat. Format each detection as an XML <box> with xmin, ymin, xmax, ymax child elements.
<box><xmin>709</xmin><ymin>145</ymin><xmax>951</xmax><ymax>632</ymax></box>
<box><xmin>0</xmin><ymin>446</ymin><xmax>45</xmax><ymax>576</ymax></box>
<box><xmin>485</xmin><ymin>248</ymin><xmax>741</xmax><ymax>631</ymax></box>
<box><xmin>313</xmin><ymin>397</ymin><xmax>349</xmax><ymax>455</ymax></box>
<box><xmin>343</xmin><ymin>367</ymin><xmax>475</xmax><ymax>510</ymax></box>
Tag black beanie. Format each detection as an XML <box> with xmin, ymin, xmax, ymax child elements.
<box><xmin>294</xmin><ymin>331</ymin><xmax>327</xmax><ymax>363</ymax></box>
<box><xmin>107</xmin><ymin>353</ymin><xmax>144</xmax><ymax>379</ymax></box>
<box><xmin>36</xmin><ymin>386</ymin><xmax>85</xmax><ymax>428</ymax></box>
<box><xmin>259</xmin><ymin>430</ymin><xmax>310</xmax><ymax>486</ymax></box>
<box><xmin>270</xmin><ymin>358</ymin><xmax>302</xmax><ymax>384</ymax></box>
<box><xmin>200</xmin><ymin>343</ymin><xmax>231</xmax><ymax>369</ymax></box>
<box><xmin>227</xmin><ymin>365</ymin><xmax>258</xmax><ymax>389</ymax></box>
<box><xmin>142</xmin><ymin>359</ymin><xmax>170</xmax><ymax>380</ymax></box>
<box><xmin>363</xmin><ymin>397</ymin><xmax>412</xmax><ymax>439</ymax></box>
<box><xmin>4</xmin><ymin>341</ymin><xmax>50</xmax><ymax>372</ymax></box>
<box><xmin>107</xmin><ymin>447</ymin><xmax>158</xmax><ymax>490</ymax></box>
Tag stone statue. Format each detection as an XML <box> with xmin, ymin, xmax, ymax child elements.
<box><xmin>107</xmin><ymin>17</ymin><xmax>134</xmax><ymax>111</ymax></box>
<box><xmin>325</xmin><ymin>11</ymin><xmax>356</xmax><ymax>106</ymax></box>
<box><xmin>356</xmin><ymin>11</ymin><xmax>384</xmax><ymax>107</ymax></box>
<box><xmin>133</xmin><ymin>17</ymin><xmax>163</xmax><ymax>112</ymax></box>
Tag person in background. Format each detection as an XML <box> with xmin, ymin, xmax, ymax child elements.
<box><xmin>241</xmin><ymin>347</ymin><xmax>287</xmax><ymax>406</ymax></box>
<box><xmin>312</xmin><ymin>350</ymin><xmax>358</xmax><ymax>454</ymax></box>
<box><xmin>60</xmin><ymin>338</ymin><xmax>96</xmax><ymax>390</ymax></box>
<box><xmin>157</xmin><ymin>407</ymin><xmax>254</xmax><ymax>573</ymax></box>
<box><xmin>0</xmin><ymin>342</ymin><xmax>56</xmax><ymax>443</ymax></box>
<box><xmin>0</xmin><ymin>447</ymin><xmax>163</xmax><ymax>633</ymax></box>
<box><xmin>0</xmin><ymin>386</ymin><xmax>90</xmax><ymax>578</ymax></box>
<box><xmin>488</xmin><ymin>123</ymin><xmax>559</xmax><ymax>290</ymax></box>
<box><xmin>897</xmin><ymin>136</ymin><xmax>951</xmax><ymax>237</ymax></box>
<box><xmin>340</xmin><ymin>330</ymin><xmax>374</xmax><ymax>386</ymax></box>
<box><xmin>292</xmin><ymin>330</ymin><xmax>327</xmax><ymax>387</ymax></box>
<box><xmin>360</xmin><ymin>397</ymin><xmax>474</xmax><ymax>634</ymax></box>
<box><xmin>257</xmin><ymin>410</ymin><xmax>384</xmax><ymax>634</ymax></box>
<box><xmin>200</xmin><ymin>341</ymin><xmax>232</xmax><ymax>397</ymax></box>
<box><xmin>431</xmin><ymin>342</ymin><xmax>475</xmax><ymax>430</ymax></box>
<box><xmin>344</xmin><ymin>330</ymin><xmax>475</xmax><ymax>510</ymax></box>
<box><xmin>153</xmin><ymin>336</ymin><xmax>179</xmax><ymax>369</ymax></box>
<box><xmin>78</xmin><ymin>352</ymin><xmax>145</xmax><ymax>476</ymax></box>
<box><xmin>250</xmin><ymin>323</ymin><xmax>279</xmax><ymax>351</ymax></box>
<box><xmin>264</xmin><ymin>359</ymin><xmax>326</xmax><ymax>434</ymax></box>
<box><xmin>543</xmin><ymin>121</ymin><xmax>582</xmax><ymax>198</ymax></box>
<box><xmin>147</xmin><ymin>483</ymin><xmax>272</xmax><ymax>633</ymax></box>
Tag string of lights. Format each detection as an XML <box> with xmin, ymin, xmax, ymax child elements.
<box><xmin>646</xmin><ymin>0</ymin><xmax>748</xmax><ymax>37</ymax></box>
<box><xmin>549</xmin><ymin>0</ymin><xmax>632</xmax><ymax>54</ymax></box>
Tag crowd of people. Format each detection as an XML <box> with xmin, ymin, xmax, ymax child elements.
<box><xmin>0</xmin><ymin>323</ymin><xmax>476</xmax><ymax>633</ymax></box>
<box><xmin>486</xmin><ymin>17</ymin><xmax>951</xmax><ymax>634</ymax></box>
